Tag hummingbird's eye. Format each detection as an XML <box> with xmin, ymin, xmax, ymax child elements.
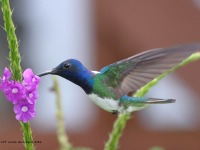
<box><xmin>63</xmin><ymin>63</ymin><xmax>71</xmax><ymax>69</ymax></box>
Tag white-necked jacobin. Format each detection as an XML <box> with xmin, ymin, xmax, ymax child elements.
<box><xmin>38</xmin><ymin>44</ymin><xmax>200</xmax><ymax>114</ymax></box>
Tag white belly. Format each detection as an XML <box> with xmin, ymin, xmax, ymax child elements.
<box><xmin>88</xmin><ymin>94</ymin><xmax>146</xmax><ymax>113</ymax></box>
<box><xmin>88</xmin><ymin>94</ymin><xmax>121</xmax><ymax>112</ymax></box>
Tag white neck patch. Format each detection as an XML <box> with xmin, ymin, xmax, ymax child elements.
<box><xmin>91</xmin><ymin>71</ymin><xmax>100</xmax><ymax>74</ymax></box>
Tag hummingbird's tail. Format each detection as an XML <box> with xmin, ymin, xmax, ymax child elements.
<box><xmin>145</xmin><ymin>98</ymin><xmax>176</xmax><ymax>104</ymax></box>
<box><xmin>120</xmin><ymin>95</ymin><xmax>176</xmax><ymax>105</ymax></box>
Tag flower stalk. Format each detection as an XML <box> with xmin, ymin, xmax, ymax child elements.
<box><xmin>53</xmin><ymin>77</ymin><xmax>72</xmax><ymax>150</ymax></box>
<box><xmin>52</xmin><ymin>77</ymin><xmax>92</xmax><ymax>150</ymax></box>
<box><xmin>1</xmin><ymin>0</ymin><xmax>22</xmax><ymax>81</ymax></box>
<box><xmin>1</xmin><ymin>0</ymin><xmax>35</xmax><ymax>149</ymax></box>
<box><xmin>104</xmin><ymin>52</ymin><xmax>200</xmax><ymax>150</ymax></box>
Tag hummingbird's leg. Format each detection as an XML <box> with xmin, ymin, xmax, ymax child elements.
<box><xmin>112</xmin><ymin>110</ymin><xmax>119</xmax><ymax>115</ymax></box>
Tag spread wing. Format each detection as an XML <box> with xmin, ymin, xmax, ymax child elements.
<box><xmin>100</xmin><ymin>44</ymin><xmax>200</xmax><ymax>99</ymax></box>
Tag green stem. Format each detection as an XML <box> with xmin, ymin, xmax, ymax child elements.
<box><xmin>104</xmin><ymin>52</ymin><xmax>200</xmax><ymax>150</ymax></box>
<box><xmin>52</xmin><ymin>77</ymin><xmax>92</xmax><ymax>150</ymax></box>
<box><xmin>1</xmin><ymin>0</ymin><xmax>34</xmax><ymax>149</ymax></box>
<box><xmin>1</xmin><ymin>0</ymin><xmax>22</xmax><ymax>81</ymax></box>
<box><xmin>104</xmin><ymin>113</ymin><xmax>130</xmax><ymax>150</ymax></box>
<box><xmin>53</xmin><ymin>77</ymin><xmax>72</xmax><ymax>150</ymax></box>
<box><xmin>20</xmin><ymin>122</ymin><xmax>34</xmax><ymax>150</ymax></box>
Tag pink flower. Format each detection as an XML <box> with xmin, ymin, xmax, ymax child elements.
<box><xmin>0</xmin><ymin>67</ymin><xmax>12</xmax><ymax>91</ymax></box>
<box><xmin>0</xmin><ymin>67</ymin><xmax>40</xmax><ymax>123</ymax></box>
<box><xmin>4</xmin><ymin>81</ymin><xmax>26</xmax><ymax>104</ymax></box>
<box><xmin>3</xmin><ymin>67</ymin><xmax>11</xmax><ymax>80</ymax></box>
<box><xmin>14</xmin><ymin>100</ymin><xmax>36</xmax><ymax>123</ymax></box>
<box><xmin>26</xmin><ymin>90</ymin><xmax>38</xmax><ymax>104</ymax></box>
<box><xmin>23</xmin><ymin>69</ymin><xmax>40</xmax><ymax>91</ymax></box>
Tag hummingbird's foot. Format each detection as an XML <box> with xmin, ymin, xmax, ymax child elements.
<box><xmin>112</xmin><ymin>110</ymin><xmax>119</xmax><ymax>115</ymax></box>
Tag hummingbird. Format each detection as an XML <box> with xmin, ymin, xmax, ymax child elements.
<box><xmin>38</xmin><ymin>44</ymin><xmax>200</xmax><ymax>114</ymax></box>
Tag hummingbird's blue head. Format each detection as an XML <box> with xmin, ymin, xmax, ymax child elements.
<box><xmin>38</xmin><ymin>59</ymin><xmax>94</xmax><ymax>94</ymax></box>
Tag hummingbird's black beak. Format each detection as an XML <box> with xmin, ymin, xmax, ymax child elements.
<box><xmin>37</xmin><ymin>69</ymin><xmax>57</xmax><ymax>77</ymax></box>
<box><xmin>37</xmin><ymin>71</ymin><xmax>51</xmax><ymax>77</ymax></box>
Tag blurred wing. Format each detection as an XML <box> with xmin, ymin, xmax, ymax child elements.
<box><xmin>100</xmin><ymin>44</ymin><xmax>200</xmax><ymax>99</ymax></box>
